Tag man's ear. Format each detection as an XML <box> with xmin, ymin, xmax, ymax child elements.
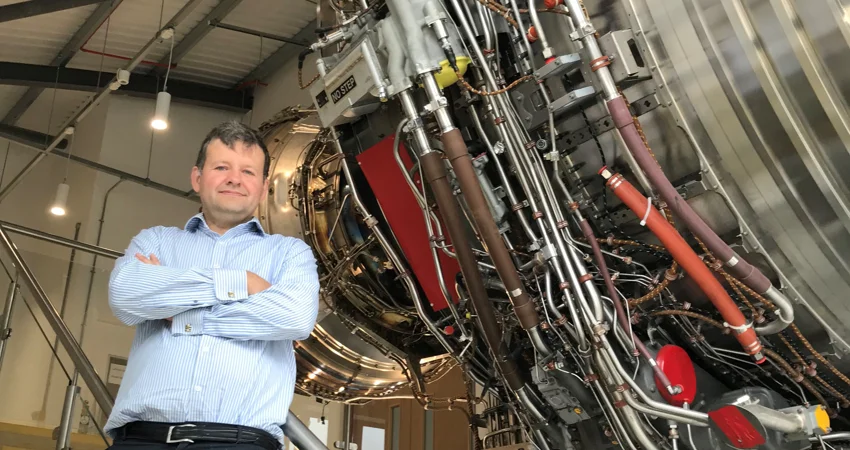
<box><xmin>261</xmin><ymin>176</ymin><xmax>270</xmax><ymax>202</ymax></box>
<box><xmin>191</xmin><ymin>166</ymin><xmax>202</xmax><ymax>193</ymax></box>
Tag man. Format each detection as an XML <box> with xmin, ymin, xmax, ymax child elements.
<box><xmin>104</xmin><ymin>120</ymin><xmax>320</xmax><ymax>450</ymax></box>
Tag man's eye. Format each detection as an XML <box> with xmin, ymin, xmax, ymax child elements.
<box><xmin>215</xmin><ymin>166</ymin><xmax>226</xmax><ymax>170</ymax></box>
<box><xmin>243</xmin><ymin>170</ymin><xmax>255</xmax><ymax>176</ymax></box>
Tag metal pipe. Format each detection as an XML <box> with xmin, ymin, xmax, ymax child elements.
<box><xmin>0</xmin><ymin>225</ymin><xmax>113</xmax><ymax>415</ymax></box>
<box><xmin>543</xmin><ymin>268</ymin><xmax>565</xmax><ymax>322</ymax></box>
<box><xmin>0</xmin><ymin>279</ymin><xmax>17</xmax><ymax>374</ymax></box>
<box><xmin>343</xmin><ymin>404</ymin><xmax>352</xmax><ymax>450</ymax></box>
<box><xmin>422</xmin><ymin>76</ymin><xmax>455</xmax><ymax>134</ymax></box>
<box><xmin>468</xmin><ymin>105</ymin><xmax>538</xmax><ymax>242</ymax></box>
<box><xmin>283</xmin><ymin>411</ymin><xmax>329</xmax><ymax>450</ymax></box>
<box><xmin>0</xmin><ymin>220</ymin><xmax>122</xmax><ymax>259</ymax></box>
<box><xmin>562</xmin><ymin>0</ymin><xmax>618</xmax><ymax>100</ymax></box>
<box><xmin>56</xmin><ymin>383</ymin><xmax>80</xmax><ymax>450</ymax></box>
<box><xmin>209</xmin><ymin>20</ymin><xmax>309</xmax><ymax>46</ymax></box>
<box><xmin>0</xmin><ymin>0</ymin><xmax>204</xmax><ymax>202</ymax></box>
<box><xmin>421</xmin><ymin>147</ymin><xmax>524</xmax><ymax>389</ymax></box>
<box><xmin>811</xmin><ymin>432</ymin><xmax>850</xmax><ymax>442</ymax></box>
<box><xmin>599</xmin><ymin>335</ymin><xmax>709</xmax><ymax>424</ymax></box>
<box><xmin>41</xmin><ymin>223</ymin><xmax>81</xmax><ymax>425</ymax></box>
<box><xmin>330</xmin><ymin>129</ymin><xmax>456</xmax><ymax>357</ymax></box>
<box><xmin>527</xmin><ymin>0</ymin><xmax>553</xmax><ymax>56</ymax></box>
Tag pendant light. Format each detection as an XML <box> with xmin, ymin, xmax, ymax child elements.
<box><xmin>50</xmin><ymin>182</ymin><xmax>70</xmax><ymax>216</ymax></box>
<box><xmin>151</xmin><ymin>27</ymin><xmax>175</xmax><ymax>130</ymax></box>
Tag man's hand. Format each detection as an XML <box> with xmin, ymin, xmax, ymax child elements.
<box><xmin>135</xmin><ymin>253</ymin><xmax>171</xmax><ymax>322</ymax></box>
<box><xmin>135</xmin><ymin>253</ymin><xmax>160</xmax><ymax>265</ymax></box>
<box><xmin>247</xmin><ymin>271</ymin><xmax>272</xmax><ymax>295</ymax></box>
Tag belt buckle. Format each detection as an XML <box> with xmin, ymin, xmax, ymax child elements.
<box><xmin>166</xmin><ymin>424</ymin><xmax>196</xmax><ymax>443</ymax></box>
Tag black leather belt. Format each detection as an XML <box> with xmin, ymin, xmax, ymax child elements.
<box><xmin>119</xmin><ymin>421</ymin><xmax>280</xmax><ymax>450</ymax></box>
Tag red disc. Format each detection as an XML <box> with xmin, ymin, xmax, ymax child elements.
<box><xmin>443</xmin><ymin>325</ymin><xmax>455</xmax><ymax>335</ymax></box>
<box><xmin>655</xmin><ymin>345</ymin><xmax>697</xmax><ymax>406</ymax></box>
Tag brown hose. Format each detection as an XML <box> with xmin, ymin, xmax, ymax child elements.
<box><xmin>579</xmin><ymin>219</ymin><xmax>675</xmax><ymax>390</ymax></box>
<box><xmin>607</xmin><ymin>96</ymin><xmax>775</xmax><ymax>295</ymax></box>
<box><xmin>421</xmin><ymin>152</ymin><xmax>524</xmax><ymax>390</ymax></box>
<box><xmin>441</xmin><ymin>129</ymin><xmax>540</xmax><ymax>331</ymax></box>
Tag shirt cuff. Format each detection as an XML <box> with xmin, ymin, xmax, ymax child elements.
<box><xmin>213</xmin><ymin>268</ymin><xmax>248</xmax><ymax>302</ymax></box>
<box><xmin>171</xmin><ymin>308</ymin><xmax>205</xmax><ymax>336</ymax></box>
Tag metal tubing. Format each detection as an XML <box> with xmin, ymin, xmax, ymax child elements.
<box><xmin>209</xmin><ymin>20</ymin><xmax>309</xmax><ymax>46</ymax></box>
<box><xmin>0</xmin><ymin>279</ymin><xmax>17</xmax><ymax>374</ymax></box>
<box><xmin>56</xmin><ymin>383</ymin><xmax>80</xmax><ymax>450</ymax></box>
<box><xmin>562</xmin><ymin>0</ymin><xmax>618</xmax><ymax>100</ymax></box>
<box><xmin>392</xmin><ymin>118</ymin><xmax>468</xmax><ymax>339</ymax></box>
<box><xmin>422</xmin><ymin>75</ymin><xmax>454</xmax><ymax>134</ymax></box>
<box><xmin>343</xmin><ymin>404</ymin><xmax>352</xmax><ymax>450</ymax></box>
<box><xmin>421</xmin><ymin>149</ymin><xmax>524</xmax><ymax>389</ymax></box>
<box><xmin>527</xmin><ymin>0</ymin><xmax>552</xmax><ymax>54</ymax></box>
<box><xmin>468</xmin><ymin>105</ymin><xmax>538</xmax><ymax>242</ymax></box>
<box><xmin>0</xmin><ymin>220</ymin><xmax>122</xmax><ymax>259</ymax></box>
<box><xmin>283</xmin><ymin>411</ymin><xmax>329</xmax><ymax>450</ymax></box>
<box><xmin>0</xmin><ymin>225</ymin><xmax>114</xmax><ymax>415</ymax></box>
<box><xmin>0</xmin><ymin>0</ymin><xmax>204</xmax><ymax>202</ymax></box>
<box><xmin>41</xmin><ymin>223</ymin><xmax>81</xmax><ymax>423</ymax></box>
<box><xmin>330</xmin><ymin>129</ymin><xmax>456</xmax><ymax>357</ymax></box>
<box><xmin>599</xmin><ymin>336</ymin><xmax>709</xmax><ymax>424</ymax></box>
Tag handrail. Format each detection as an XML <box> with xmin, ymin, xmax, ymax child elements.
<box><xmin>0</xmin><ymin>222</ymin><xmax>329</xmax><ymax>449</ymax></box>
<box><xmin>0</xmin><ymin>224</ymin><xmax>114</xmax><ymax>414</ymax></box>
<box><xmin>0</xmin><ymin>220</ymin><xmax>122</xmax><ymax>259</ymax></box>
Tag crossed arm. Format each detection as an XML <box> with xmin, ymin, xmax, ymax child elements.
<box><xmin>108</xmin><ymin>227</ymin><xmax>320</xmax><ymax>341</ymax></box>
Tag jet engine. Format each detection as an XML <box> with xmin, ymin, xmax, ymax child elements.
<box><xmin>259</xmin><ymin>0</ymin><xmax>850</xmax><ymax>448</ymax></box>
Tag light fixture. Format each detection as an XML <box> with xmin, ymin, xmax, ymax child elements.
<box><xmin>151</xmin><ymin>27</ymin><xmax>174</xmax><ymax>130</ymax></box>
<box><xmin>50</xmin><ymin>183</ymin><xmax>70</xmax><ymax>216</ymax></box>
<box><xmin>151</xmin><ymin>91</ymin><xmax>171</xmax><ymax>130</ymax></box>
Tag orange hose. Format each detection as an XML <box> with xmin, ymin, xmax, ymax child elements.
<box><xmin>601</xmin><ymin>169</ymin><xmax>764</xmax><ymax>362</ymax></box>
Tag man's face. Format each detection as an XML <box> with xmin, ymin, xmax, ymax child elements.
<box><xmin>191</xmin><ymin>138</ymin><xmax>268</xmax><ymax>225</ymax></box>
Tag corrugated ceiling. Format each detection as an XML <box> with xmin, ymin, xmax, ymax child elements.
<box><xmin>0</xmin><ymin>0</ymin><xmax>315</xmax><ymax>128</ymax></box>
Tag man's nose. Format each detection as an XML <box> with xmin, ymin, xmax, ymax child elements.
<box><xmin>225</xmin><ymin>171</ymin><xmax>242</xmax><ymax>185</ymax></box>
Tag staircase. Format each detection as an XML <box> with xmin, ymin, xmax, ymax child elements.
<box><xmin>0</xmin><ymin>422</ymin><xmax>106</xmax><ymax>450</ymax></box>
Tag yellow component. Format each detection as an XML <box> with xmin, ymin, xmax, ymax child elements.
<box><xmin>814</xmin><ymin>405</ymin><xmax>830</xmax><ymax>433</ymax></box>
<box><xmin>434</xmin><ymin>56</ymin><xmax>472</xmax><ymax>89</ymax></box>
<box><xmin>574</xmin><ymin>407</ymin><xmax>583</xmax><ymax>415</ymax></box>
<box><xmin>466</xmin><ymin>311</ymin><xmax>472</xmax><ymax>319</ymax></box>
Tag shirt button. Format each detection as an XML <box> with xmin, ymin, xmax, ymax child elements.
<box><xmin>195</xmin><ymin>386</ymin><xmax>202</xmax><ymax>392</ymax></box>
<box><xmin>228</xmin><ymin>291</ymin><xmax>235</xmax><ymax>298</ymax></box>
<box><xmin>185</xmin><ymin>324</ymin><xmax>193</xmax><ymax>332</ymax></box>
<box><xmin>214</xmin><ymin>264</ymin><xmax>220</xmax><ymax>268</ymax></box>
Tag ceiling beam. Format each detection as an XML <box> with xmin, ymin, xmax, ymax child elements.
<box><xmin>236</xmin><ymin>20</ymin><xmax>315</xmax><ymax>87</ymax></box>
<box><xmin>152</xmin><ymin>0</ymin><xmax>242</xmax><ymax>75</ymax></box>
<box><xmin>0</xmin><ymin>62</ymin><xmax>252</xmax><ymax>111</ymax></box>
<box><xmin>1</xmin><ymin>0</ymin><xmax>124</xmax><ymax>125</ymax></box>
<box><xmin>0</xmin><ymin>0</ymin><xmax>109</xmax><ymax>23</ymax></box>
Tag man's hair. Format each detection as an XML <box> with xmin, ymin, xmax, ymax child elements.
<box><xmin>195</xmin><ymin>120</ymin><xmax>270</xmax><ymax>178</ymax></box>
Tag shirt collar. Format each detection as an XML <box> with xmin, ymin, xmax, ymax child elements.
<box><xmin>184</xmin><ymin>213</ymin><xmax>266</xmax><ymax>236</ymax></box>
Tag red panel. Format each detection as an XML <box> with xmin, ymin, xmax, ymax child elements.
<box><xmin>356</xmin><ymin>135</ymin><xmax>461</xmax><ymax>312</ymax></box>
<box><xmin>655</xmin><ymin>345</ymin><xmax>697</xmax><ymax>406</ymax></box>
<box><xmin>708</xmin><ymin>405</ymin><xmax>766</xmax><ymax>449</ymax></box>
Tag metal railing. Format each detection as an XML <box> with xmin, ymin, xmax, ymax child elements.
<box><xmin>0</xmin><ymin>222</ymin><xmax>328</xmax><ymax>450</ymax></box>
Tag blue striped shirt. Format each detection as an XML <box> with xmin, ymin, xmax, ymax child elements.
<box><xmin>104</xmin><ymin>214</ymin><xmax>320</xmax><ymax>443</ymax></box>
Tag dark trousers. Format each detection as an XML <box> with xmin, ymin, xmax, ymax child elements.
<box><xmin>107</xmin><ymin>437</ymin><xmax>272</xmax><ymax>450</ymax></box>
